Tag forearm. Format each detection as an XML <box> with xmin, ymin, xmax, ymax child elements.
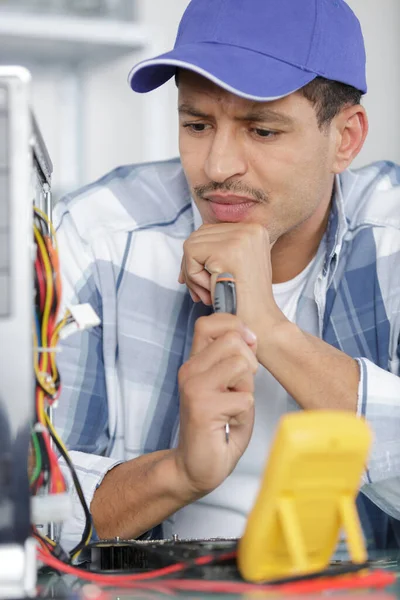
<box><xmin>259</xmin><ymin>321</ymin><xmax>359</xmax><ymax>411</ymax></box>
<box><xmin>91</xmin><ymin>449</ymin><xmax>196</xmax><ymax>540</ymax></box>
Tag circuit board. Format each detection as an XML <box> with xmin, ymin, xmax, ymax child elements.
<box><xmin>88</xmin><ymin>538</ymin><xmax>240</xmax><ymax>579</ymax></box>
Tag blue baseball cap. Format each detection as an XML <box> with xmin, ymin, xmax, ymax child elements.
<box><xmin>128</xmin><ymin>0</ymin><xmax>367</xmax><ymax>101</ymax></box>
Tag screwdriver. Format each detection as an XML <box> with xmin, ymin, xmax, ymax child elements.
<box><xmin>213</xmin><ymin>272</ymin><xmax>237</xmax><ymax>444</ymax></box>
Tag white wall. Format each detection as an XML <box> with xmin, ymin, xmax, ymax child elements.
<box><xmin>28</xmin><ymin>0</ymin><xmax>400</xmax><ymax>198</ymax></box>
<box><xmin>83</xmin><ymin>0</ymin><xmax>191</xmax><ymax>184</ymax></box>
<box><xmin>29</xmin><ymin>0</ymin><xmax>190</xmax><ymax>198</ymax></box>
<box><xmin>346</xmin><ymin>0</ymin><xmax>400</xmax><ymax>168</ymax></box>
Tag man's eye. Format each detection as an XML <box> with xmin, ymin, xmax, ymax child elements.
<box><xmin>183</xmin><ymin>123</ymin><xmax>209</xmax><ymax>133</ymax></box>
<box><xmin>253</xmin><ymin>128</ymin><xmax>276</xmax><ymax>138</ymax></box>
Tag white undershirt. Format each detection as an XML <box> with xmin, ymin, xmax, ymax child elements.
<box><xmin>166</xmin><ymin>257</ymin><xmax>317</xmax><ymax>539</ymax></box>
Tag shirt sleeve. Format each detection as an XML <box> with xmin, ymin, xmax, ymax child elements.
<box><xmin>356</xmin><ymin>356</ymin><xmax>400</xmax><ymax>520</ymax></box>
<box><xmin>52</xmin><ymin>199</ymin><xmax>121</xmax><ymax>552</ymax></box>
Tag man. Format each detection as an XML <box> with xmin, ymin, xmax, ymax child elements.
<box><xmin>54</xmin><ymin>0</ymin><xmax>400</xmax><ymax>552</ymax></box>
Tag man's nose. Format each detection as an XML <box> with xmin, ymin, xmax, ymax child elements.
<box><xmin>204</xmin><ymin>129</ymin><xmax>247</xmax><ymax>183</ymax></box>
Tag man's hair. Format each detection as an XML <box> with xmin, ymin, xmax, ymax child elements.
<box><xmin>301</xmin><ymin>76</ymin><xmax>363</xmax><ymax>129</ymax></box>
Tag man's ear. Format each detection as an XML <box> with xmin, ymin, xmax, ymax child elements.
<box><xmin>331</xmin><ymin>105</ymin><xmax>368</xmax><ymax>174</ymax></box>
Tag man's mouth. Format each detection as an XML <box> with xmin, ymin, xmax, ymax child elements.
<box><xmin>205</xmin><ymin>193</ymin><xmax>258</xmax><ymax>222</ymax></box>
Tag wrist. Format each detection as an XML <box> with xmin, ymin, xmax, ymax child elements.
<box><xmin>257</xmin><ymin>316</ymin><xmax>296</xmax><ymax>367</ymax></box>
<box><xmin>163</xmin><ymin>449</ymin><xmax>205</xmax><ymax>506</ymax></box>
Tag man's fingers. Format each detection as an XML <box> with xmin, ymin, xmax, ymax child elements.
<box><xmin>217</xmin><ymin>390</ymin><xmax>255</xmax><ymax>424</ymax></box>
<box><xmin>180</xmin><ymin>238</ymin><xmax>215</xmax><ymax>301</ymax></box>
<box><xmin>188</xmin><ymin>288</ymin><xmax>202</xmax><ymax>303</ymax></box>
<box><xmin>180</xmin><ymin>251</ymin><xmax>213</xmax><ymax>304</ymax></box>
<box><xmin>191</xmin><ymin>314</ymin><xmax>257</xmax><ymax>356</ymax></box>
<box><xmin>214</xmin><ymin>355</ymin><xmax>255</xmax><ymax>392</ymax></box>
<box><xmin>181</xmin><ymin>331</ymin><xmax>258</xmax><ymax>384</ymax></box>
<box><xmin>182</xmin><ymin>240</ymin><xmax>212</xmax><ymax>289</ymax></box>
<box><xmin>231</xmin><ymin>372</ymin><xmax>255</xmax><ymax>394</ymax></box>
<box><xmin>185</xmin><ymin>261</ymin><xmax>212</xmax><ymax>291</ymax></box>
<box><xmin>189</xmin><ymin>282</ymin><xmax>212</xmax><ymax>305</ymax></box>
<box><xmin>179</xmin><ymin>356</ymin><xmax>254</xmax><ymax>402</ymax></box>
<box><xmin>181</xmin><ymin>355</ymin><xmax>255</xmax><ymax>412</ymax></box>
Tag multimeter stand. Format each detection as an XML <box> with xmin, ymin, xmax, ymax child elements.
<box><xmin>238</xmin><ymin>411</ymin><xmax>372</xmax><ymax>582</ymax></box>
<box><xmin>277</xmin><ymin>491</ymin><xmax>366</xmax><ymax>574</ymax></box>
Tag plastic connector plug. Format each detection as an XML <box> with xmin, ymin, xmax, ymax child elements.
<box><xmin>31</xmin><ymin>492</ymin><xmax>72</xmax><ymax>525</ymax></box>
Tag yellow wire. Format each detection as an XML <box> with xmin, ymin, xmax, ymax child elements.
<box><xmin>34</xmin><ymin>206</ymin><xmax>58</xmax><ymax>251</ymax></box>
<box><xmin>44</xmin><ymin>412</ymin><xmax>69</xmax><ymax>458</ymax></box>
<box><xmin>49</xmin><ymin>310</ymin><xmax>71</xmax><ymax>380</ymax></box>
<box><xmin>51</xmin><ymin>311</ymin><xmax>71</xmax><ymax>345</ymax></box>
<box><xmin>34</xmin><ymin>225</ymin><xmax>54</xmax><ymax>400</ymax></box>
<box><xmin>71</xmin><ymin>527</ymin><xmax>93</xmax><ymax>562</ymax></box>
<box><xmin>32</xmin><ymin>323</ymin><xmax>54</xmax><ymax>398</ymax></box>
<box><xmin>34</xmin><ymin>224</ymin><xmax>53</xmax><ymax>360</ymax></box>
<box><xmin>43</xmin><ymin>535</ymin><xmax>56</xmax><ymax>548</ymax></box>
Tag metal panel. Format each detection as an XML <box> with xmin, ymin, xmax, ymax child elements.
<box><xmin>0</xmin><ymin>67</ymin><xmax>36</xmax><ymax>598</ymax></box>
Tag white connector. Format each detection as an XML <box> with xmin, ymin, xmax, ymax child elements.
<box><xmin>59</xmin><ymin>303</ymin><xmax>101</xmax><ymax>340</ymax></box>
<box><xmin>31</xmin><ymin>492</ymin><xmax>72</xmax><ymax>525</ymax></box>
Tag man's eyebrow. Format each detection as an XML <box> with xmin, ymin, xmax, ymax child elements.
<box><xmin>236</xmin><ymin>108</ymin><xmax>294</xmax><ymax>126</ymax></box>
<box><xmin>178</xmin><ymin>104</ymin><xmax>210</xmax><ymax>119</ymax></box>
<box><xmin>178</xmin><ymin>103</ymin><xmax>294</xmax><ymax>126</ymax></box>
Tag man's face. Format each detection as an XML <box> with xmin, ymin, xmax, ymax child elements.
<box><xmin>178</xmin><ymin>71</ymin><xmax>340</xmax><ymax>243</ymax></box>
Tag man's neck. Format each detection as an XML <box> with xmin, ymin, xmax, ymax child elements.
<box><xmin>271</xmin><ymin>192</ymin><xmax>333</xmax><ymax>284</ymax></box>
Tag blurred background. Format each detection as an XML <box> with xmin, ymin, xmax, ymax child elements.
<box><xmin>0</xmin><ymin>0</ymin><xmax>398</xmax><ymax>200</ymax></box>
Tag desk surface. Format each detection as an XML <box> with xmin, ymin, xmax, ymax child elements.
<box><xmin>38</xmin><ymin>551</ymin><xmax>400</xmax><ymax>599</ymax></box>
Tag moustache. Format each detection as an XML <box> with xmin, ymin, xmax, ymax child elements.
<box><xmin>194</xmin><ymin>181</ymin><xmax>268</xmax><ymax>203</ymax></box>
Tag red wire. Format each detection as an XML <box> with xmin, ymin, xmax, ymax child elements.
<box><xmin>37</xmin><ymin>549</ymin><xmax>236</xmax><ymax>585</ymax></box>
<box><xmin>45</xmin><ymin>235</ymin><xmax>62</xmax><ymax>316</ymax></box>
<box><xmin>35</xmin><ymin>255</ymin><xmax>46</xmax><ymax>314</ymax></box>
<box><xmin>37</xmin><ymin>550</ymin><xmax>395</xmax><ymax>593</ymax></box>
<box><xmin>33</xmin><ymin>473</ymin><xmax>44</xmax><ymax>493</ymax></box>
<box><xmin>157</xmin><ymin>571</ymin><xmax>396</xmax><ymax>594</ymax></box>
<box><xmin>35</xmin><ymin>389</ymin><xmax>66</xmax><ymax>494</ymax></box>
<box><xmin>281</xmin><ymin>570</ymin><xmax>396</xmax><ymax>593</ymax></box>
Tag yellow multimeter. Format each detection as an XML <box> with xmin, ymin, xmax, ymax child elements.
<box><xmin>237</xmin><ymin>411</ymin><xmax>372</xmax><ymax>583</ymax></box>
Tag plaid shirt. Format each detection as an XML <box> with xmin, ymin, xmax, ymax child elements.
<box><xmin>53</xmin><ymin>158</ymin><xmax>400</xmax><ymax>551</ymax></box>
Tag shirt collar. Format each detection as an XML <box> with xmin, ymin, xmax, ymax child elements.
<box><xmin>322</xmin><ymin>174</ymin><xmax>349</xmax><ymax>278</ymax></box>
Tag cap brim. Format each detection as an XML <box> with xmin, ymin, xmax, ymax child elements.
<box><xmin>128</xmin><ymin>42</ymin><xmax>317</xmax><ymax>102</ymax></box>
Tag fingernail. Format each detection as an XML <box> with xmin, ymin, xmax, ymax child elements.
<box><xmin>243</xmin><ymin>327</ymin><xmax>257</xmax><ymax>345</ymax></box>
<box><xmin>189</xmin><ymin>290</ymin><xmax>196</xmax><ymax>302</ymax></box>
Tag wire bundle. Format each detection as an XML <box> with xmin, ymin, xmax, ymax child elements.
<box><xmin>31</xmin><ymin>207</ymin><xmax>92</xmax><ymax>562</ymax></box>
<box><xmin>32</xmin><ymin>206</ymin><xmax>66</xmax><ymax>496</ymax></box>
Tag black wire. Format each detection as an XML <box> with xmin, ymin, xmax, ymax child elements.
<box><xmin>34</xmin><ymin>211</ymin><xmax>50</xmax><ymax>237</ymax></box>
<box><xmin>47</xmin><ymin>424</ymin><xmax>92</xmax><ymax>561</ymax></box>
<box><xmin>30</xmin><ymin>428</ymin><xmax>52</xmax><ymax>495</ymax></box>
<box><xmin>34</xmin><ymin>268</ymin><xmax>41</xmax><ymax>316</ymax></box>
<box><xmin>36</xmin><ymin>430</ymin><xmax>50</xmax><ymax>473</ymax></box>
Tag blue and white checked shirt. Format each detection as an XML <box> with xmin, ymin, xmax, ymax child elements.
<box><xmin>53</xmin><ymin>158</ymin><xmax>400</xmax><ymax>551</ymax></box>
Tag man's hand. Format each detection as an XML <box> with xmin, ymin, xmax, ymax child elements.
<box><xmin>92</xmin><ymin>315</ymin><xmax>257</xmax><ymax>540</ymax></box>
<box><xmin>179</xmin><ymin>223</ymin><xmax>287</xmax><ymax>349</ymax></box>
<box><xmin>174</xmin><ymin>313</ymin><xmax>258</xmax><ymax>499</ymax></box>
